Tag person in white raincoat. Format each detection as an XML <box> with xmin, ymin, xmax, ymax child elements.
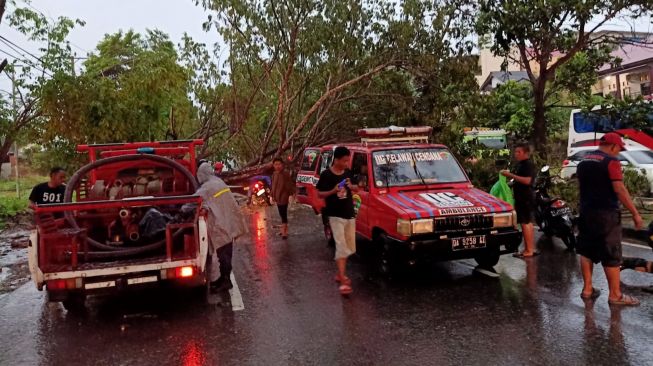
<box><xmin>196</xmin><ymin>162</ymin><xmax>249</xmax><ymax>292</ymax></box>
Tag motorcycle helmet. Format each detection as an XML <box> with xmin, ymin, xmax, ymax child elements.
<box><xmin>214</xmin><ymin>161</ymin><xmax>224</xmax><ymax>173</ymax></box>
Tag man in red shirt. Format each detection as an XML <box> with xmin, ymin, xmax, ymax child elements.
<box><xmin>576</xmin><ymin>133</ymin><xmax>642</xmax><ymax>306</ymax></box>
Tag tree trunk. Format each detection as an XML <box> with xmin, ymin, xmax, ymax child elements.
<box><xmin>532</xmin><ymin>78</ymin><xmax>547</xmax><ymax>156</ymax></box>
<box><xmin>0</xmin><ymin>136</ymin><xmax>13</xmax><ymax>164</ymax></box>
<box><xmin>0</xmin><ymin>0</ymin><xmax>6</xmax><ymax>25</ymax></box>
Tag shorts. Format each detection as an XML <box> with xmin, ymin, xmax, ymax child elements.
<box><xmin>514</xmin><ymin>199</ymin><xmax>535</xmax><ymax>225</ymax></box>
<box><xmin>576</xmin><ymin>210</ymin><xmax>622</xmax><ymax>267</ymax></box>
<box><xmin>329</xmin><ymin>217</ymin><xmax>356</xmax><ymax>260</ymax></box>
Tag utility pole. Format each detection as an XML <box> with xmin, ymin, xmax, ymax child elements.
<box><xmin>11</xmin><ymin>68</ymin><xmax>19</xmax><ymax>198</ymax></box>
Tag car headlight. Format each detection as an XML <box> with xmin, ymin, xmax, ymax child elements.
<box><xmin>411</xmin><ymin>219</ymin><xmax>434</xmax><ymax>234</ymax></box>
<box><xmin>397</xmin><ymin>218</ymin><xmax>434</xmax><ymax>236</ymax></box>
<box><xmin>397</xmin><ymin>218</ymin><xmax>412</xmax><ymax>236</ymax></box>
<box><xmin>493</xmin><ymin>212</ymin><xmax>513</xmax><ymax>228</ymax></box>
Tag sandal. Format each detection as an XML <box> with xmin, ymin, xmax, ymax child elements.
<box><xmin>334</xmin><ymin>275</ymin><xmax>352</xmax><ymax>286</ymax></box>
<box><xmin>339</xmin><ymin>284</ymin><xmax>353</xmax><ymax>295</ymax></box>
<box><xmin>580</xmin><ymin>288</ymin><xmax>601</xmax><ymax>300</ymax></box>
<box><xmin>513</xmin><ymin>251</ymin><xmax>540</xmax><ymax>259</ymax></box>
<box><xmin>608</xmin><ymin>294</ymin><xmax>640</xmax><ymax>306</ymax></box>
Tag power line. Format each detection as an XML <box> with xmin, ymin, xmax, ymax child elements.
<box><xmin>17</xmin><ymin>0</ymin><xmax>89</xmax><ymax>55</ymax></box>
<box><xmin>0</xmin><ymin>48</ymin><xmax>53</xmax><ymax>77</ymax></box>
<box><xmin>0</xmin><ymin>36</ymin><xmax>45</xmax><ymax>63</ymax></box>
<box><xmin>0</xmin><ymin>48</ymin><xmax>22</xmax><ymax>61</ymax></box>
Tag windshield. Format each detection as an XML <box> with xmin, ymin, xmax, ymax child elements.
<box><xmin>372</xmin><ymin>148</ymin><xmax>468</xmax><ymax>187</ymax></box>
<box><xmin>573</xmin><ymin>110</ymin><xmax>653</xmax><ymax>133</ymax></box>
<box><xmin>627</xmin><ymin>150</ymin><xmax>653</xmax><ymax>165</ymax></box>
<box><xmin>477</xmin><ymin>137</ymin><xmax>506</xmax><ymax>149</ymax></box>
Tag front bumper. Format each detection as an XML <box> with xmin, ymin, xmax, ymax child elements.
<box><xmin>386</xmin><ymin>228</ymin><xmax>522</xmax><ymax>262</ymax></box>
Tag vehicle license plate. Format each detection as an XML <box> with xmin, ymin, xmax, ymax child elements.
<box><xmin>551</xmin><ymin>207</ymin><xmax>571</xmax><ymax>217</ymax></box>
<box><xmin>451</xmin><ymin>235</ymin><xmax>486</xmax><ymax>251</ymax></box>
<box><xmin>257</xmin><ymin>189</ymin><xmax>266</xmax><ymax>196</ymax></box>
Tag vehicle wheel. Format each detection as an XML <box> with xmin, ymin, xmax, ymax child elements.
<box><xmin>475</xmin><ymin>249</ymin><xmax>500</xmax><ymax>269</ymax></box>
<box><xmin>561</xmin><ymin>232</ymin><xmax>576</xmax><ymax>252</ymax></box>
<box><xmin>62</xmin><ymin>293</ymin><xmax>86</xmax><ymax>313</ymax></box>
<box><xmin>375</xmin><ymin>234</ymin><xmax>398</xmax><ymax>276</ymax></box>
<box><xmin>542</xmin><ymin>225</ymin><xmax>553</xmax><ymax>237</ymax></box>
<box><xmin>505</xmin><ymin>241</ymin><xmax>520</xmax><ymax>253</ymax></box>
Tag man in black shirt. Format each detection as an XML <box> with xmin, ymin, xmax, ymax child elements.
<box><xmin>576</xmin><ymin>133</ymin><xmax>642</xmax><ymax>306</ymax></box>
<box><xmin>29</xmin><ymin>167</ymin><xmax>67</xmax><ymax>208</ymax></box>
<box><xmin>501</xmin><ymin>142</ymin><xmax>537</xmax><ymax>258</ymax></box>
<box><xmin>316</xmin><ymin>146</ymin><xmax>359</xmax><ymax>296</ymax></box>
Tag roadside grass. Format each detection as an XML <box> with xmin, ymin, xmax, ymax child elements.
<box><xmin>0</xmin><ymin>174</ymin><xmax>47</xmax><ymax>229</ymax></box>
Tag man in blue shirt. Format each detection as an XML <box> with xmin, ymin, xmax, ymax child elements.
<box><xmin>576</xmin><ymin>133</ymin><xmax>642</xmax><ymax>306</ymax></box>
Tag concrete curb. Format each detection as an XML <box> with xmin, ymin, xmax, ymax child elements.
<box><xmin>623</xmin><ymin>226</ymin><xmax>648</xmax><ymax>243</ymax></box>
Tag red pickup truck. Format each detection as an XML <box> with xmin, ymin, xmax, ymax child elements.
<box><xmin>296</xmin><ymin>126</ymin><xmax>521</xmax><ymax>272</ymax></box>
<box><xmin>28</xmin><ymin>140</ymin><xmax>210</xmax><ymax>310</ymax></box>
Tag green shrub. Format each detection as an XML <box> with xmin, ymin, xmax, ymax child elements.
<box><xmin>460</xmin><ymin>151</ymin><xmax>509</xmax><ymax>192</ymax></box>
<box><xmin>0</xmin><ymin>196</ymin><xmax>28</xmax><ymax>217</ymax></box>
<box><xmin>623</xmin><ymin>168</ymin><xmax>650</xmax><ymax>197</ymax></box>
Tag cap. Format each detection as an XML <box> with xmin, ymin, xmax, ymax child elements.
<box><xmin>600</xmin><ymin>132</ymin><xmax>625</xmax><ymax>148</ymax></box>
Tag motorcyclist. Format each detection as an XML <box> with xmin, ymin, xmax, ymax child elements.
<box><xmin>247</xmin><ymin>174</ymin><xmax>272</xmax><ymax>204</ymax></box>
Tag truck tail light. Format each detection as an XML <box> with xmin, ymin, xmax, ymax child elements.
<box><xmin>164</xmin><ymin>266</ymin><xmax>195</xmax><ymax>279</ymax></box>
<box><xmin>177</xmin><ymin>266</ymin><xmax>194</xmax><ymax>278</ymax></box>
<box><xmin>551</xmin><ymin>200</ymin><xmax>566</xmax><ymax>209</ymax></box>
<box><xmin>47</xmin><ymin>278</ymin><xmax>82</xmax><ymax>290</ymax></box>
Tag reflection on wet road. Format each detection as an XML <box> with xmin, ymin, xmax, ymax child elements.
<box><xmin>1</xmin><ymin>205</ymin><xmax>652</xmax><ymax>365</ymax></box>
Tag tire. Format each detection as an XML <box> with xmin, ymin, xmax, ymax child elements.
<box><xmin>375</xmin><ymin>233</ymin><xmax>399</xmax><ymax>276</ymax></box>
<box><xmin>561</xmin><ymin>232</ymin><xmax>576</xmax><ymax>252</ymax></box>
<box><xmin>62</xmin><ymin>293</ymin><xmax>86</xmax><ymax>313</ymax></box>
<box><xmin>475</xmin><ymin>249</ymin><xmax>500</xmax><ymax>269</ymax></box>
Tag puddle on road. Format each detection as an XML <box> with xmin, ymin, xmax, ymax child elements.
<box><xmin>0</xmin><ymin>221</ymin><xmax>32</xmax><ymax>293</ymax></box>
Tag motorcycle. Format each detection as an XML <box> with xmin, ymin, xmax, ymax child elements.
<box><xmin>248</xmin><ymin>179</ymin><xmax>272</xmax><ymax>206</ymax></box>
<box><xmin>534</xmin><ymin>166</ymin><xmax>576</xmax><ymax>251</ymax></box>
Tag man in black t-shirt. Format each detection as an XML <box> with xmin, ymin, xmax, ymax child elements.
<box><xmin>501</xmin><ymin>142</ymin><xmax>537</xmax><ymax>258</ymax></box>
<box><xmin>316</xmin><ymin>146</ymin><xmax>359</xmax><ymax>296</ymax></box>
<box><xmin>29</xmin><ymin>167</ymin><xmax>67</xmax><ymax>209</ymax></box>
<box><xmin>576</xmin><ymin>133</ymin><xmax>642</xmax><ymax>306</ymax></box>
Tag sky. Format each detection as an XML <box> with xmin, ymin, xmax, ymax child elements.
<box><xmin>0</xmin><ymin>0</ymin><xmax>651</xmax><ymax>94</ymax></box>
<box><xmin>0</xmin><ymin>0</ymin><xmax>221</xmax><ymax>93</ymax></box>
<box><xmin>2</xmin><ymin>0</ymin><xmax>220</xmax><ymax>54</ymax></box>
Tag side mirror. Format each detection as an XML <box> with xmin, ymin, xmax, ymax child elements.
<box><xmin>541</xmin><ymin>166</ymin><xmax>550</xmax><ymax>173</ymax></box>
<box><xmin>620</xmin><ymin>160</ymin><xmax>629</xmax><ymax>166</ymax></box>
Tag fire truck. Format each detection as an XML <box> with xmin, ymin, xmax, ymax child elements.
<box><xmin>28</xmin><ymin>140</ymin><xmax>210</xmax><ymax>310</ymax></box>
<box><xmin>296</xmin><ymin>126</ymin><xmax>521</xmax><ymax>272</ymax></box>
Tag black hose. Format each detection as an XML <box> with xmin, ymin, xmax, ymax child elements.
<box><xmin>63</xmin><ymin>154</ymin><xmax>199</xmax><ymax>258</ymax></box>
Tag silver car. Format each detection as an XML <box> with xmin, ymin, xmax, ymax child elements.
<box><xmin>560</xmin><ymin>147</ymin><xmax>653</xmax><ymax>192</ymax></box>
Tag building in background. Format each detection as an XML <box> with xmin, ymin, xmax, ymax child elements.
<box><xmin>594</xmin><ymin>40</ymin><xmax>653</xmax><ymax>99</ymax></box>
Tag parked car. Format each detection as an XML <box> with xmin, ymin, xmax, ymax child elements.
<box><xmin>560</xmin><ymin>147</ymin><xmax>653</xmax><ymax>191</ymax></box>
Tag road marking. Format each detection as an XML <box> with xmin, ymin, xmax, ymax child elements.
<box><xmin>229</xmin><ymin>273</ymin><xmax>245</xmax><ymax>311</ymax></box>
<box><xmin>622</xmin><ymin>241</ymin><xmax>652</xmax><ymax>250</ymax></box>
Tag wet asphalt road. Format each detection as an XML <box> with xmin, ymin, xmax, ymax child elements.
<box><xmin>1</xmin><ymin>205</ymin><xmax>653</xmax><ymax>366</ymax></box>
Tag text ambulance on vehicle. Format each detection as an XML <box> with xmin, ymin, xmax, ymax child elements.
<box><xmin>296</xmin><ymin>126</ymin><xmax>521</xmax><ymax>272</ymax></box>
